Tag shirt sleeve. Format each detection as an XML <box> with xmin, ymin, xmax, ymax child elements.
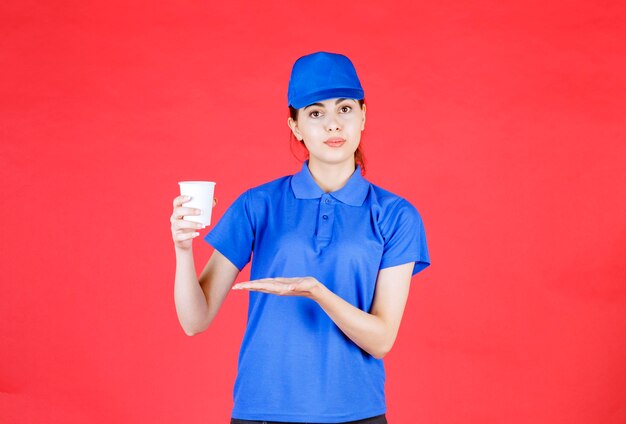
<box><xmin>203</xmin><ymin>189</ymin><xmax>255</xmax><ymax>271</ymax></box>
<box><xmin>379</xmin><ymin>198</ymin><xmax>431</xmax><ymax>276</ymax></box>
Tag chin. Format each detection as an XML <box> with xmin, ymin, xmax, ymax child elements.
<box><xmin>312</xmin><ymin>153</ymin><xmax>356</xmax><ymax>166</ymax></box>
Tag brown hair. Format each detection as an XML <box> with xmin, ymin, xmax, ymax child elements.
<box><xmin>288</xmin><ymin>98</ymin><xmax>367</xmax><ymax>175</ymax></box>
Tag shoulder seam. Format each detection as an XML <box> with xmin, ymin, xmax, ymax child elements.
<box><xmin>242</xmin><ymin>188</ymin><xmax>255</xmax><ymax>232</ymax></box>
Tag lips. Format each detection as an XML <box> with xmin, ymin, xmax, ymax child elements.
<box><xmin>324</xmin><ymin>137</ymin><xmax>346</xmax><ymax>147</ymax></box>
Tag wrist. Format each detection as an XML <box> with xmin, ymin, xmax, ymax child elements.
<box><xmin>310</xmin><ymin>281</ymin><xmax>327</xmax><ymax>302</ymax></box>
<box><xmin>175</xmin><ymin>245</ymin><xmax>193</xmax><ymax>256</ymax></box>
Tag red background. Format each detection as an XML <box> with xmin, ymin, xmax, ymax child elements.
<box><xmin>1</xmin><ymin>1</ymin><xmax>625</xmax><ymax>423</ymax></box>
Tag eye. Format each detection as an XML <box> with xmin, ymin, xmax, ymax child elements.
<box><xmin>309</xmin><ymin>110</ymin><xmax>322</xmax><ymax>118</ymax></box>
<box><xmin>340</xmin><ymin>105</ymin><xmax>352</xmax><ymax>113</ymax></box>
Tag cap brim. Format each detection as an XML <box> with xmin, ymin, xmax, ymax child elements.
<box><xmin>289</xmin><ymin>87</ymin><xmax>364</xmax><ymax>109</ymax></box>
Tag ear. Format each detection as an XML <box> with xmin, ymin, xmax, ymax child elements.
<box><xmin>361</xmin><ymin>103</ymin><xmax>366</xmax><ymax>131</ymax></box>
<box><xmin>287</xmin><ymin>117</ymin><xmax>303</xmax><ymax>140</ymax></box>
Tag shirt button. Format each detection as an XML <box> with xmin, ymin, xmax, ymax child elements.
<box><xmin>322</xmin><ymin>215</ymin><xmax>328</xmax><ymax>220</ymax></box>
<box><xmin>325</xmin><ymin>199</ymin><xmax>331</xmax><ymax>204</ymax></box>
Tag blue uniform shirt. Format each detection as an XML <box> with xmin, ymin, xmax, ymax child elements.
<box><xmin>204</xmin><ymin>159</ymin><xmax>430</xmax><ymax>423</ymax></box>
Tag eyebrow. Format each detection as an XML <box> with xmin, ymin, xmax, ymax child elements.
<box><xmin>304</xmin><ymin>98</ymin><xmax>352</xmax><ymax>110</ymax></box>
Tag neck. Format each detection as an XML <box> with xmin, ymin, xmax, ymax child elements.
<box><xmin>307</xmin><ymin>158</ymin><xmax>356</xmax><ymax>193</ymax></box>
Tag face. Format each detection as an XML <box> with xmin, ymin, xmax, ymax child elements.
<box><xmin>288</xmin><ymin>98</ymin><xmax>366</xmax><ymax>167</ymax></box>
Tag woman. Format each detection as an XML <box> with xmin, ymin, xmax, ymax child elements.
<box><xmin>171</xmin><ymin>51</ymin><xmax>431</xmax><ymax>424</ymax></box>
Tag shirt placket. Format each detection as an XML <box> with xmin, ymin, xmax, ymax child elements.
<box><xmin>317</xmin><ymin>193</ymin><xmax>335</xmax><ymax>242</ymax></box>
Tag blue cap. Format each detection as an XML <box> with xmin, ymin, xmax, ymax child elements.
<box><xmin>287</xmin><ymin>51</ymin><xmax>364</xmax><ymax>109</ymax></box>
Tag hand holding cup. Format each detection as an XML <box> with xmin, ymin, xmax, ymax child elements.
<box><xmin>171</xmin><ymin>195</ymin><xmax>218</xmax><ymax>251</ymax></box>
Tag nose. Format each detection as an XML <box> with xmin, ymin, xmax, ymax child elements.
<box><xmin>325</xmin><ymin>114</ymin><xmax>341</xmax><ymax>132</ymax></box>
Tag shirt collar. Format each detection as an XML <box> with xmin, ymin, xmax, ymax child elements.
<box><xmin>290</xmin><ymin>159</ymin><xmax>369</xmax><ymax>206</ymax></box>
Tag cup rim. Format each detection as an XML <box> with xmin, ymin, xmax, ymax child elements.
<box><xmin>178</xmin><ymin>181</ymin><xmax>216</xmax><ymax>185</ymax></box>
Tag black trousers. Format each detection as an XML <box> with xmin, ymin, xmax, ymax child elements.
<box><xmin>230</xmin><ymin>413</ymin><xmax>387</xmax><ymax>424</ymax></box>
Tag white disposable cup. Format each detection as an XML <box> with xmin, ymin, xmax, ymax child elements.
<box><xmin>178</xmin><ymin>181</ymin><xmax>216</xmax><ymax>227</ymax></box>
